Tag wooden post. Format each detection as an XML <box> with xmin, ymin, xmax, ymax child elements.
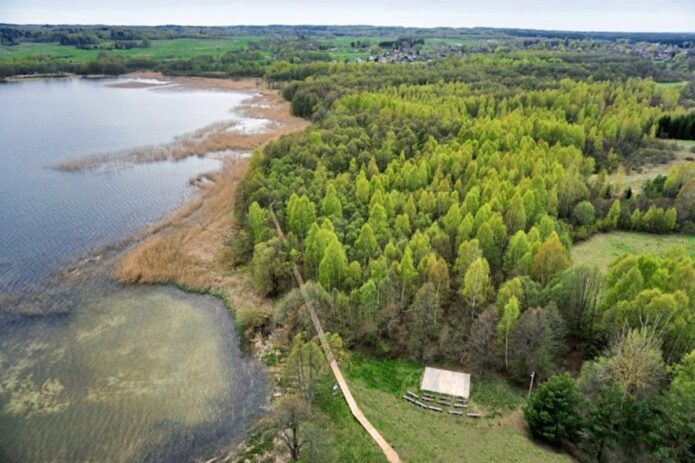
<box><xmin>527</xmin><ymin>371</ymin><xmax>535</xmax><ymax>399</ymax></box>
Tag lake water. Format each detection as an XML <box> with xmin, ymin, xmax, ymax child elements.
<box><xmin>0</xmin><ymin>77</ymin><xmax>268</xmax><ymax>462</ymax></box>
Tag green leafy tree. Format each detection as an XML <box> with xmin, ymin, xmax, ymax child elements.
<box><xmin>582</xmin><ymin>385</ymin><xmax>626</xmax><ymax>462</ymax></box>
<box><xmin>321</xmin><ymin>183</ymin><xmax>343</xmax><ymax>218</ymax></box>
<box><xmin>531</xmin><ymin>232</ymin><xmax>570</xmax><ymax>286</ymax></box>
<box><xmin>524</xmin><ymin>373</ymin><xmax>584</xmax><ymax>446</ymax></box>
<box><xmin>355</xmin><ymin>171</ymin><xmax>370</xmax><ymax>204</ymax></box>
<box><xmin>573</xmin><ymin>200</ymin><xmax>596</xmax><ymax>227</ymax></box>
<box><xmin>649</xmin><ymin>350</ymin><xmax>695</xmax><ymax>463</ymax></box>
<box><xmin>504</xmin><ymin>230</ymin><xmax>532</xmax><ymax>276</ymax></box>
<box><xmin>285</xmin><ymin>334</ymin><xmax>327</xmax><ymax>403</ymax></box>
<box><xmin>251</xmin><ymin>237</ymin><xmax>293</xmax><ymax>296</ymax></box>
<box><xmin>498</xmin><ymin>296</ymin><xmax>520</xmax><ymax>369</ymax></box>
<box><xmin>354</xmin><ymin>223</ymin><xmax>378</xmax><ymax>265</ymax></box>
<box><xmin>318</xmin><ymin>239</ymin><xmax>348</xmax><ymax>291</ymax></box>
<box><xmin>247</xmin><ymin>201</ymin><xmax>270</xmax><ymax>244</ymax></box>
<box><xmin>460</xmin><ymin>257</ymin><xmax>491</xmax><ymax>321</ymax></box>
<box><xmin>287</xmin><ymin>194</ymin><xmax>316</xmax><ymax>239</ymax></box>
<box><xmin>505</xmin><ymin>193</ymin><xmax>527</xmax><ymax>233</ymax></box>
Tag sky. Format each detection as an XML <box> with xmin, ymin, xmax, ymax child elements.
<box><xmin>1</xmin><ymin>0</ymin><xmax>693</xmax><ymax>33</ymax></box>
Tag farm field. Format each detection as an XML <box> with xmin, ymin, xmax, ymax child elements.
<box><xmin>571</xmin><ymin>231</ymin><xmax>695</xmax><ymax>269</ymax></box>
<box><xmin>0</xmin><ymin>38</ymin><xmax>261</xmax><ymax>62</ymax></box>
<box><xmin>0</xmin><ymin>36</ymin><xmax>380</xmax><ymax>64</ymax></box>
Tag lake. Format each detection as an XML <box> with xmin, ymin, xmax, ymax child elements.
<box><xmin>0</xmin><ymin>77</ymin><xmax>268</xmax><ymax>462</ymax></box>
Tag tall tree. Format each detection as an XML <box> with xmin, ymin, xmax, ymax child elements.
<box><xmin>318</xmin><ymin>239</ymin><xmax>348</xmax><ymax>291</ymax></box>
<box><xmin>466</xmin><ymin>306</ymin><xmax>499</xmax><ymax>376</ymax></box>
<box><xmin>407</xmin><ymin>283</ymin><xmax>441</xmax><ymax>362</ymax></box>
<box><xmin>498</xmin><ymin>296</ymin><xmax>520</xmax><ymax>369</ymax></box>
<box><xmin>460</xmin><ymin>257</ymin><xmax>491</xmax><ymax>322</ymax></box>
<box><xmin>321</xmin><ymin>183</ymin><xmax>343</xmax><ymax>218</ymax></box>
<box><xmin>285</xmin><ymin>334</ymin><xmax>327</xmax><ymax>403</ymax></box>
<box><xmin>288</xmin><ymin>194</ymin><xmax>316</xmax><ymax>239</ymax></box>
<box><xmin>531</xmin><ymin>232</ymin><xmax>570</xmax><ymax>286</ymax></box>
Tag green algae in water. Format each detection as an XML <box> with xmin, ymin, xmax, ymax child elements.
<box><xmin>0</xmin><ymin>285</ymin><xmax>267</xmax><ymax>462</ymax></box>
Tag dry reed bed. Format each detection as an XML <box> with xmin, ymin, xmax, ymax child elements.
<box><xmin>114</xmin><ymin>78</ymin><xmax>308</xmax><ymax>315</ymax></box>
<box><xmin>55</xmin><ymin>74</ymin><xmax>304</xmax><ymax>171</ymax></box>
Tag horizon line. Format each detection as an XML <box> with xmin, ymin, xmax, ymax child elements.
<box><xmin>2</xmin><ymin>23</ymin><xmax>695</xmax><ymax>35</ymax></box>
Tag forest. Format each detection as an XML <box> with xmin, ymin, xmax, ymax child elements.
<box><xmin>3</xmin><ymin>22</ymin><xmax>692</xmax><ymax>462</ymax></box>
<box><xmin>233</xmin><ymin>52</ymin><xmax>695</xmax><ymax>462</ymax></box>
<box><xmin>1</xmin><ymin>24</ymin><xmax>694</xmax><ymax>79</ymax></box>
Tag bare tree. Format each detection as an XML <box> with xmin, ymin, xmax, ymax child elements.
<box><xmin>466</xmin><ymin>306</ymin><xmax>499</xmax><ymax>376</ymax></box>
<box><xmin>268</xmin><ymin>395</ymin><xmax>313</xmax><ymax>461</ymax></box>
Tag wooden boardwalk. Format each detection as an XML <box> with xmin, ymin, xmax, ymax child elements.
<box><xmin>271</xmin><ymin>211</ymin><xmax>401</xmax><ymax>463</ymax></box>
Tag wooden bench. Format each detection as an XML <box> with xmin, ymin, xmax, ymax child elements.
<box><xmin>428</xmin><ymin>405</ymin><xmax>443</xmax><ymax>412</ymax></box>
<box><xmin>449</xmin><ymin>410</ymin><xmax>464</xmax><ymax>416</ymax></box>
<box><xmin>453</xmin><ymin>403</ymin><xmax>468</xmax><ymax>409</ymax></box>
<box><xmin>466</xmin><ymin>413</ymin><xmax>482</xmax><ymax>418</ymax></box>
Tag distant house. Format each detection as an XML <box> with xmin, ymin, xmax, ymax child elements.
<box><xmin>420</xmin><ymin>366</ymin><xmax>471</xmax><ymax>399</ymax></box>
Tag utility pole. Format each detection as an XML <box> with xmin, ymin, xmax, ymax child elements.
<box><xmin>527</xmin><ymin>371</ymin><xmax>535</xmax><ymax>399</ymax></box>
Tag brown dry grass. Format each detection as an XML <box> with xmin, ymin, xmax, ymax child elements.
<box><xmin>115</xmin><ymin>78</ymin><xmax>308</xmax><ymax>314</ymax></box>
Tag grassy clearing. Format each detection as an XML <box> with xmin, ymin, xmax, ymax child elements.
<box><xmin>342</xmin><ymin>355</ymin><xmax>571</xmax><ymax>463</ymax></box>
<box><xmin>609</xmin><ymin>139</ymin><xmax>694</xmax><ymax>192</ymax></box>
<box><xmin>572</xmin><ymin>232</ymin><xmax>695</xmax><ymax>269</ymax></box>
<box><xmin>313</xmin><ymin>383</ymin><xmax>389</xmax><ymax>463</ymax></box>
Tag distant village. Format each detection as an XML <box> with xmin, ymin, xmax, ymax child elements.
<box><xmin>348</xmin><ymin>37</ymin><xmax>693</xmax><ymax>64</ymax></box>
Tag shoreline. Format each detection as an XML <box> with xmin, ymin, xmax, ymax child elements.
<box><xmin>112</xmin><ymin>75</ymin><xmax>308</xmax><ymax>461</ymax></box>
<box><xmin>53</xmin><ymin>72</ymin><xmax>299</xmax><ymax>171</ymax></box>
<box><xmin>0</xmin><ymin>73</ymin><xmax>307</xmax><ymax>461</ymax></box>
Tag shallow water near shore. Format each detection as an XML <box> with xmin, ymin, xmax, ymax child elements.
<box><xmin>0</xmin><ymin>76</ymin><xmax>251</xmax><ymax>290</ymax></box>
<box><xmin>0</xmin><ymin>77</ymin><xmax>268</xmax><ymax>461</ymax></box>
<box><xmin>0</xmin><ymin>283</ymin><xmax>267</xmax><ymax>462</ymax></box>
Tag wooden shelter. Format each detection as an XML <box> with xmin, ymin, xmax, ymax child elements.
<box><xmin>420</xmin><ymin>367</ymin><xmax>471</xmax><ymax>399</ymax></box>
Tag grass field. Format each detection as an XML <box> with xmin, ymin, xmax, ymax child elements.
<box><xmin>0</xmin><ymin>38</ymin><xmax>263</xmax><ymax>62</ymax></box>
<box><xmin>339</xmin><ymin>355</ymin><xmax>572</xmax><ymax>463</ymax></box>
<box><xmin>572</xmin><ymin>232</ymin><xmax>695</xmax><ymax>269</ymax></box>
<box><xmin>0</xmin><ymin>36</ymin><xmax>378</xmax><ymax>64</ymax></box>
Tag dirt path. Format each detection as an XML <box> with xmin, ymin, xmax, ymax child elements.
<box><xmin>270</xmin><ymin>211</ymin><xmax>402</xmax><ymax>463</ymax></box>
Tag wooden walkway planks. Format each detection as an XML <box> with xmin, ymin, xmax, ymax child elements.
<box><xmin>270</xmin><ymin>210</ymin><xmax>401</xmax><ymax>463</ymax></box>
